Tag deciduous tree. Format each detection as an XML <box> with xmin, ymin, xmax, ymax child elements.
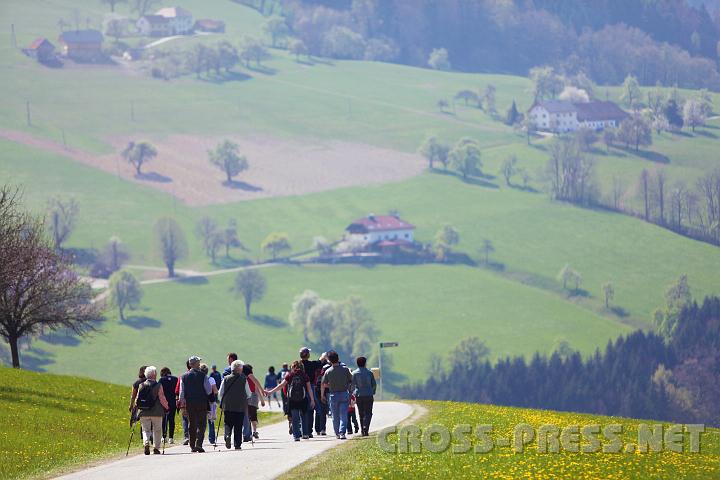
<box><xmin>121</xmin><ymin>141</ymin><xmax>157</xmax><ymax>175</ymax></box>
<box><xmin>428</xmin><ymin>48</ymin><xmax>450</xmax><ymax>70</ymax></box>
<box><xmin>261</xmin><ymin>232</ymin><xmax>291</xmax><ymax>260</ymax></box>
<box><xmin>153</xmin><ymin>217</ymin><xmax>188</xmax><ymax>277</ymax></box>
<box><xmin>109</xmin><ymin>270</ymin><xmax>142</xmax><ymax>321</ymax></box>
<box><xmin>208</xmin><ymin>140</ymin><xmax>248</xmax><ymax>184</ymax></box>
<box><xmin>47</xmin><ymin>197</ymin><xmax>79</xmax><ymax>250</ymax></box>
<box><xmin>234</xmin><ymin>269</ymin><xmax>266</xmax><ymax>318</ymax></box>
<box><xmin>449</xmin><ymin>138</ymin><xmax>482</xmax><ymax>180</ymax></box>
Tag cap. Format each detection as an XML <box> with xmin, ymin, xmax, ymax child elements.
<box><xmin>299</xmin><ymin>347</ymin><xmax>311</xmax><ymax>355</ymax></box>
<box><xmin>188</xmin><ymin>355</ymin><xmax>202</xmax><ymax>363</ymax></box>
<box><xmin>211</xmin><ymin>364</ymin><xmax>217</xmax><ymax>369</ymax></box>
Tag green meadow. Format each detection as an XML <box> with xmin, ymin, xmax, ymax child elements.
<box><xmin>1</xmin><ymin>0</ymin><xmax>720</xmax><ymax>389</ymax></box>
<box><xmin>282</xmin><ymin>401</ymin><xmax>720</xmax><ymax>480</ymax></box>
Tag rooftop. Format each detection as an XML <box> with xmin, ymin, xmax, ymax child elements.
<box><xmin>58</xmin><ymin>29</ymin><xmax>103</xmax><ymax>44</ymax></box>
<box><xmin>533</xmin><ymin>100</ymin><xmax>576</xmax><ymax>114</ymax></box>
<box><xmin>346</xmin><ymin>215</ymin><xmax>415</xmax><ymax>233</ymax></box>
<box><xmin>574</xmin><ymin>101</ymin><xmax>629</xmax><ymax>122</ymax></box>
<box><xmin>28</xmin><ymin>37</ymin><xmax>53</xmax><ymax>50</ymax></box>
<box><xmin>155</xmin><ymin>6</ymin><xmax>193</xmax><ymax>18</ymax></box>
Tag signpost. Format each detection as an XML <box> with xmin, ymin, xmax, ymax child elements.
<box><xmin>378</xmin><ymin>341</ymin><xmax>399</xmax><ymax>400</ymax></box>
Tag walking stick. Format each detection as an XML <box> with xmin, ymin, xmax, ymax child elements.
<box><xmin>214</xmin><ymin>407</ymin><xmax>223</xmax><ymax>450</ymax></box>
<box><xmin>126</xmin><ymin>410</ymin><xmax>137</xmax><ymax>456</ymax></box>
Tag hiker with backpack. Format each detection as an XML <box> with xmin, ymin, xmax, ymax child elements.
<box><xmin>314</xmin><ymin>353</ymin><xmax>331</xmax><ymax>436</ymax></box>
<box><xmin>175</xmin><ymin>360</ymin><xmax>191</xmax><ymax>445</ymax></box>
<box><xmin>351</xmin><ymin>356</ymin><xmax>377</xmax><ymax>437</ymax></box>
<box><xmin>265</xmin><ymin>360</ymin><xmax>315</xmax><ymax>441</ymax></box>
<box><xmin>218</xmin><ymin>359</ymin><xmax>252</xmax><ymax>450</ymax></box>
<box><xmin>300</xmin><ymin>347</ymin><xmax>322</xmax><ymax>437</ymax></box>
<box><xmin>178</xmin><ymin>356</ymin><xmax>212</xmax><ymax>453</ymax></box>
<box><xmin>129</xmin><ymin>365</ymin><xmax>148</xmax><ymax>413</ymax></box>
<box><xmin>136</xmin><ymin>366</ymin><xmax>169</xmax><ymax>455</ymax></box>
<box><xmin>159</xmin><ymin>367</ymin><xmax>178</xmax><ymax>444</ymax></box>
<box><xmin>320</xmin><ymin>351</ymin><xmax>353</xmax><ymax>439</ymax></box>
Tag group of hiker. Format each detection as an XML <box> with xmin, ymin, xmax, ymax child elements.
<box><xmin>129</xmin><ymin>347</ymin><xmax>377</xmax><ymax>454</ymax></box>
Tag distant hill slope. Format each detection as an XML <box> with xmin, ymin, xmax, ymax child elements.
<box><xmin>282</xmin><ymin>400</ymin><xmax>720</xmax><ymax>480</ymax></box>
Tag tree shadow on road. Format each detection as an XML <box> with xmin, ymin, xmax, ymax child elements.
<box><xmin>136</xmin><ymin>171</ymin><xmax>173</xmax><ymax>183</ymax></box>
<box><xmin>223</xmin><ymin>180</ymin><xmax>263</xmax><ymax>192</ymax></box>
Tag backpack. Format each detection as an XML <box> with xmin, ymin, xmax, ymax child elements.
<box><xmin>137</xmin><ymin>381</ymin><xmax>158</xmax><ymax>411</ymax></box>
<box><xmin>288</xmin><ymin>373</ymin><xmax>306</xmax><ymax>402</ymax></box>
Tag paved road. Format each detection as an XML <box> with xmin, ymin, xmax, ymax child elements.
<box><xmin>55</xmin><ymin>402</ymin><xmax>413</xmax><ymax>480</ymax></box>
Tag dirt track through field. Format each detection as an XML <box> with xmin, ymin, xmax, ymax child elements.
<box><xmin>0</xmin><ymin>129</ymin><xmax>424</xmax><ymax>206</ymax></box>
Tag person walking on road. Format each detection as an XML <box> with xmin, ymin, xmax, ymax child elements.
<box><xmin>264</xmin><ymin>366</ymin><xmax>281</xmax><ymax>409</ymax></box>
<box><xmin>159</xmin><ymin>367</ymin><xmax>178</xmax><ymax>444</ymax></box>
<box><xmin>299</xmin><ymin>347</ymin><xmax>322</xmax><ymax>437</ymax></box>
<box><xmin>223</xmin><ymin>353</ymin><xmax>238</xmax><ymax>377</ymax></box>
<box><xmin>175</xmin><ymin>360</ymin><xmax>191</xmax><ymax>445</ymax></box>
<box><xmin>210</xmin><ymin>364</ymin><xmax>223</xmax><ymax>389</ymax></box>
<box><xmin>314</xmin><ymin>353</ymin><xmax>331</xmax><ymax>436</ymax></box>
<box><xmin>346</xmin><ymin>393</ymin><xmax>360</xmax><ymax>435</ymax></box>
<box><xmin>136</xmin><ymin>366</ymin><xmax>169</xmax><ymax>455</ymax></box>
<box><xmin>200</xmin><ymin>364</ymin><xmax>219</xmax><ymax>445</ymax></box>
<box><xmin>218</xmin><ymin>359</ymin><xmax>252</xmax><ymax>450</ymax></box>
<box><xmin>321</xmin><ymin>351</ymin><xmax>353</xmax><ymax>440</ymax></box>
<box><xmin>351</xmin><ymin>356</ymin><xmax>376</xmax><ymax>436</ymax></box>
<box><xmin>129</xmin><ymin>365</ymin><xmax>148</xmax><ymax>414</ymax></box>
<box><xmin>178</xmin><ymin>356</ymin><xmax>212</xmax><ymax>453</ymax></box>
<box><xmin>242</xmin><ymin>364</ymin><xmax>265</xmax><ymax>440</ymax></box>
<box><xmin>265</xmin><ymin>360</ymin><xmax>315</xmax><ymax>441</ymax></box>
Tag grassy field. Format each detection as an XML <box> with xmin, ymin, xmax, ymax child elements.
<box><xmin>0</xmin><ymin>366</ymin><xmax>282</xmax><ymax>480</ymax></box>
<box><xmin>282</xmin><ymin>401</ymin><xmax>720</xmax><ymax>480</ymax></box>
<box><xmin>25</xmin><ymin>263</ymin><xmax>632</xmax><ymax>386</ymax></box>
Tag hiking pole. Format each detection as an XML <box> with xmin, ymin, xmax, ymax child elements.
<box><xmin>214</xmin><ymin>407</ymin><xmax>223</xmax><ymax>450</ymax></box>
<box><xmin>126</xmin><ymin>421</ymin><xmax>136</xmax><ymax>456</ymax></box>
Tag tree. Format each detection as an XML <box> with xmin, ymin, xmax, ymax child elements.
<box><xmin>434</xmin><ymin>224</ymin><xmax>459</xmax><ymax>262</ymax></box>
<box><xmin>480</xmin><ymin>238</ymin><xmax>495</xmax><ymax>265</ymax></box>
<box><xmin>557</xmin><ymin>264</ymin><xmax>581</xmax><ymax>292</ymax></box>
<box><xmin>216</xmin><ymin>41</ymin><xmax>239</xmax><ymax>72</ymax></box>
<box><xmin>620</xmin><ymin>74</ymin><xmax>641</xmax><ymax>109</ymax></box>
<box><xmin>559</xmin><ymin>86</ymin><xmax>589</xmax><ymax>103</ymax></box>
<box><xmin>121</xmin><ymin>141</ymin><xmax>157</xmax><ymax>176</ymax></box>
<box><xmin>603</xmin><ymin>128</ymin><xmax>616</xmax><ymax>152</ymax></box>
<box><xmin>312</xmin><ymin>236</ymin><xmax>332</xmax><ymax>256</ymax></box>
<box><xmin>500</xmin><ymin>155</ymin><xmax>517</xmax><ymax>186</ymax></box>
<box><xmin>132</xmin><ymin>0</ymin><xmax>159</xmax><ymax>16</ymax></box>
<box><xmin>47</xmin><ymin>197</ymin><xmax>79</xmax><ymax>250</ymax></box>
<box><xmin>448</xmin><ymin>337</ymin><xmax>489</xmax><ymax>370</ymax></box>
<box><xmin>234</xmin><ymin>269</ymin><xmax>266</xmax><ymax>318</ymax></box>
<box><xmin>455</xmin><ymin>90</ymin><xmax>479</xmax><ymax>107</ymax></box>
<box><xmin>545</xmin><ymin>137</ymin><xmax>597</xmax><ymax>205</ymax></box>
<box><xmin>239</xmin><ymin>36</ymin><xmax>270</xmax><ymax>67</ymax></box>
<box><xmin>322</xmin><ymin>26</ymin><xmax>366</xmax><ymax>59</ymax></box>
<box><xmin>221</xmin><ymin>219</ymin><xmax>243</xmax><ymax>258</ymax></box>
<box><xmin>195</xmin><ymin>216</ymin><xmax>220</xmax><ymax>262</ymax></box>
<box><xmin>654</xmin><ymin>274</ymin><xmax>692</xmax><ymax>339</ymax></box>
<box><xmin>0</xmin><ymin>187</ymin><xmax>102</xmax><ymax>368</ymax></box>
<box><xmin>436</xmin><ymin>98</ymin><xmax>449</xmax><ymax>112</ymax></box>
<box><xmin>263</xmin><ymin>16</ymin><xmax>289</xmax><ymax>48</ymax></box>
<box><xmin>103</xmin><ymin>235</ymin><xmax>130</xmax><ymax>272</ymax></box>
<box><xmin>363</xmin><ymin>37</ymin><xmax>400</xmax><ymax>62</ymax></box>
<box><xmin>483</xmin><ymin>84</ymin><xmax>497</xmax><ymax>115</ymax></box>
<box><xmin>306</xmin><ymin>299</ymin><xmax>339</xmax><ymax>347</ymax></box>
<box><xmin>638</xmin><ymin>169</ymin><xmax>651</xmax><ymax>221</ymax></box>
<box><xmin>602</xmin><ymin>282</ymin><xmax>615</xmax><ymax>309</ymax></box>
<box><xmin>101</xmin><ymin>0</ymin><xmax>126</xmax><ymax>12</ymax></box>
<box><xmin>334</xmin><ymin>296</ymin><xmax>378</xmax><ymax>359</ymax></box>
<box><xmin>683</xmin><ymin>99</ymin><xmax>706</xmax><ymax>132</ymax></box>
<box><xmin>653</xmin><ymin>168</ymin><xmax>667</xmax><ymax>225</ymax></box>
<box><xmin>664</xmin><ymin>99</ymin><xmax>684</xmax><ymax>130</ymax></box>
<box><xmin>427</xmin><ymin>48</ymin><xmax>450</xmax><ymax>71</ymax></box>
<box><xmin>289</xmin><ymin>38</ymin><xmax>308</xmax><ymax>61</ymax></box>
<box><xmin>618</xmin><ymin>115</ymin><xmax>652</xmax><ymax>151</ymax></box>
<box><xmin>261</xmin><ymin>232</ymin><xmax>291</xmax><ymax>260</ymax></box>
<box><xmin>449</xmin><ymin>138</ymin><xmax>482</xmax><ymax>180</ymax></box>
<box><xmin>529</xmin><ymin>66</ymin><xmax>563</xmax><ymax>100</ymax></box>
<box><xmin>108</xmin><ymin>270</ymin><xmax>142</xmax><ymax>321</ymax></box>
<box><xmin>289</xmin><ymin>290</ymin><xmax>319</xmax><ymax>343</ymax></box>
<box><xmin>505</xmin><ymin>100</ymin><xmax>521</xmax><ymax>125</ymax></box>
<box><xmin>105</xmin><ymin>18</ymin><xmax>125</xmax><ymax>43</ymax></box>
<box><xmin>153</xmin><ymin>217</ymin><xmax>188</xmax><ymax>277</ymax></box>
<box><xmin>417</xmin><ymin>135</ymin><xmax>449</xmax><ymax>170</ymax></box>
<box><xmin>208</xmin><ymin>140</ymin><xmax>249</xmax><ymax>184</ymax></box>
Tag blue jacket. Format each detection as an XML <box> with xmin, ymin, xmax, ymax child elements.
<box><xmin>351</xmin><ymin>367</ymin><xmax>376</xmax><ymax>397</ymax></box>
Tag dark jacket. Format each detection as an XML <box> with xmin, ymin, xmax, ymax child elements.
<box><xmin>219</xmin><ymin>373</ymin><xmax>248</xmax><ymax>413</ymax></box>
<box><xmin>181</xmin><ymin>368</ymin><xmax>209</xmax><ymax>404</ymax></box>
<box><xmin>159</xmin><ymin>375</ymin><xmax>178</xmax><ymax>408</ymax></box>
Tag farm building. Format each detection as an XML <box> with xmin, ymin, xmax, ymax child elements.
<box><xmin>136</xmin><ymin>15</ymin><xmax>172</xmax><ymax>37</ymax></box>
<box><xmin>57</xmin><ymin>30</ymin><xmax>104</xmax><ymax>62</ymax></box>
<box><xmin>346</xmin><ymin>214</ymin><xmax>415</xmax><ymax>246</ymax></box>
<box><xmin>528</xmin><ymin>100</ymin><xmax>628</xmax><ymax>133</ymax></box>
<box><xmin>194</xmin><ymin>19</ymin><xmax>225</xmax><ymax>33</ymax></box>
<box><xmin>23</xmin><ymin>37</ymin><xmax>55</xmax><ymax>63</ymax></box>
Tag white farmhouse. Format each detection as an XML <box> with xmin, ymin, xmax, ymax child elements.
<box><xmin>345</xmin><ymin>214</ymin><xmax>415</xmax><ymax>245</ymax></box>
<box><xmin>138</xmin><ymin>6</ymin><xmax>193</xmax><ymax>36</ymax></box>
<box><xmin>529</xmin><ymin>100</ymin><xmax>628</xmax><ymax>133</ymax></box>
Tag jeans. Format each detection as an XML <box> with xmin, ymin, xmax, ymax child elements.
<box><xmin>208</xmin><ymin>420</ymin><xmax>216</xmax><ymax>444</ymax></box>
<box><xmin>347</xmin><ymin>409</ymin><xmax>359</xmax><ymax>434</ymax></box>
<box><xmin>162</xmin><ymin>406</ymin><xmax>176</xmax><ymax>439</ymax></box>
<box><xmin>328</xmin><ymin>391</ymin><xmax>349</xmax><ymax>436</ymax></box>
<box><xmin>290</xmin><ymin>408</ymin><xmax>303</xmax><ymax>439</ymax></box>
<box><xmin>140</xmin><ymin>416</ymin><xmax>162</xmax><ymax>449</ymax></box>
<box><xmin>182</xmin><ymin>414</ymin><xmax>189</xmax><ymax>440</ymax></box>
<box><xmin>315</xmin><ymin>399</ymin><xmax>327</xmax><ymax>434</ymax></box>
<box><xmin>243</xmin><ymin>409</ymin><xmax>252</xmax><ymax>440</ymax></box>
<box><xmin>356</xmin><ymin>395</ymin><xmax>374</xmax><ymax>434</ymax></box>
<box><xmin>186</xmin><ymin>402</ymin><xmax>207</xmax><ymax>449</ymax></box>
<box><xmin>224</xmin><ymin>411</ymin><xmax>245</xmax><ymax>448</ymax></box>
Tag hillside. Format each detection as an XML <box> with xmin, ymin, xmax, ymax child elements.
<box><xmin>282</xmin><ymin>401</ymin><xmax>720</xmax><ymax>480</ymax></box>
